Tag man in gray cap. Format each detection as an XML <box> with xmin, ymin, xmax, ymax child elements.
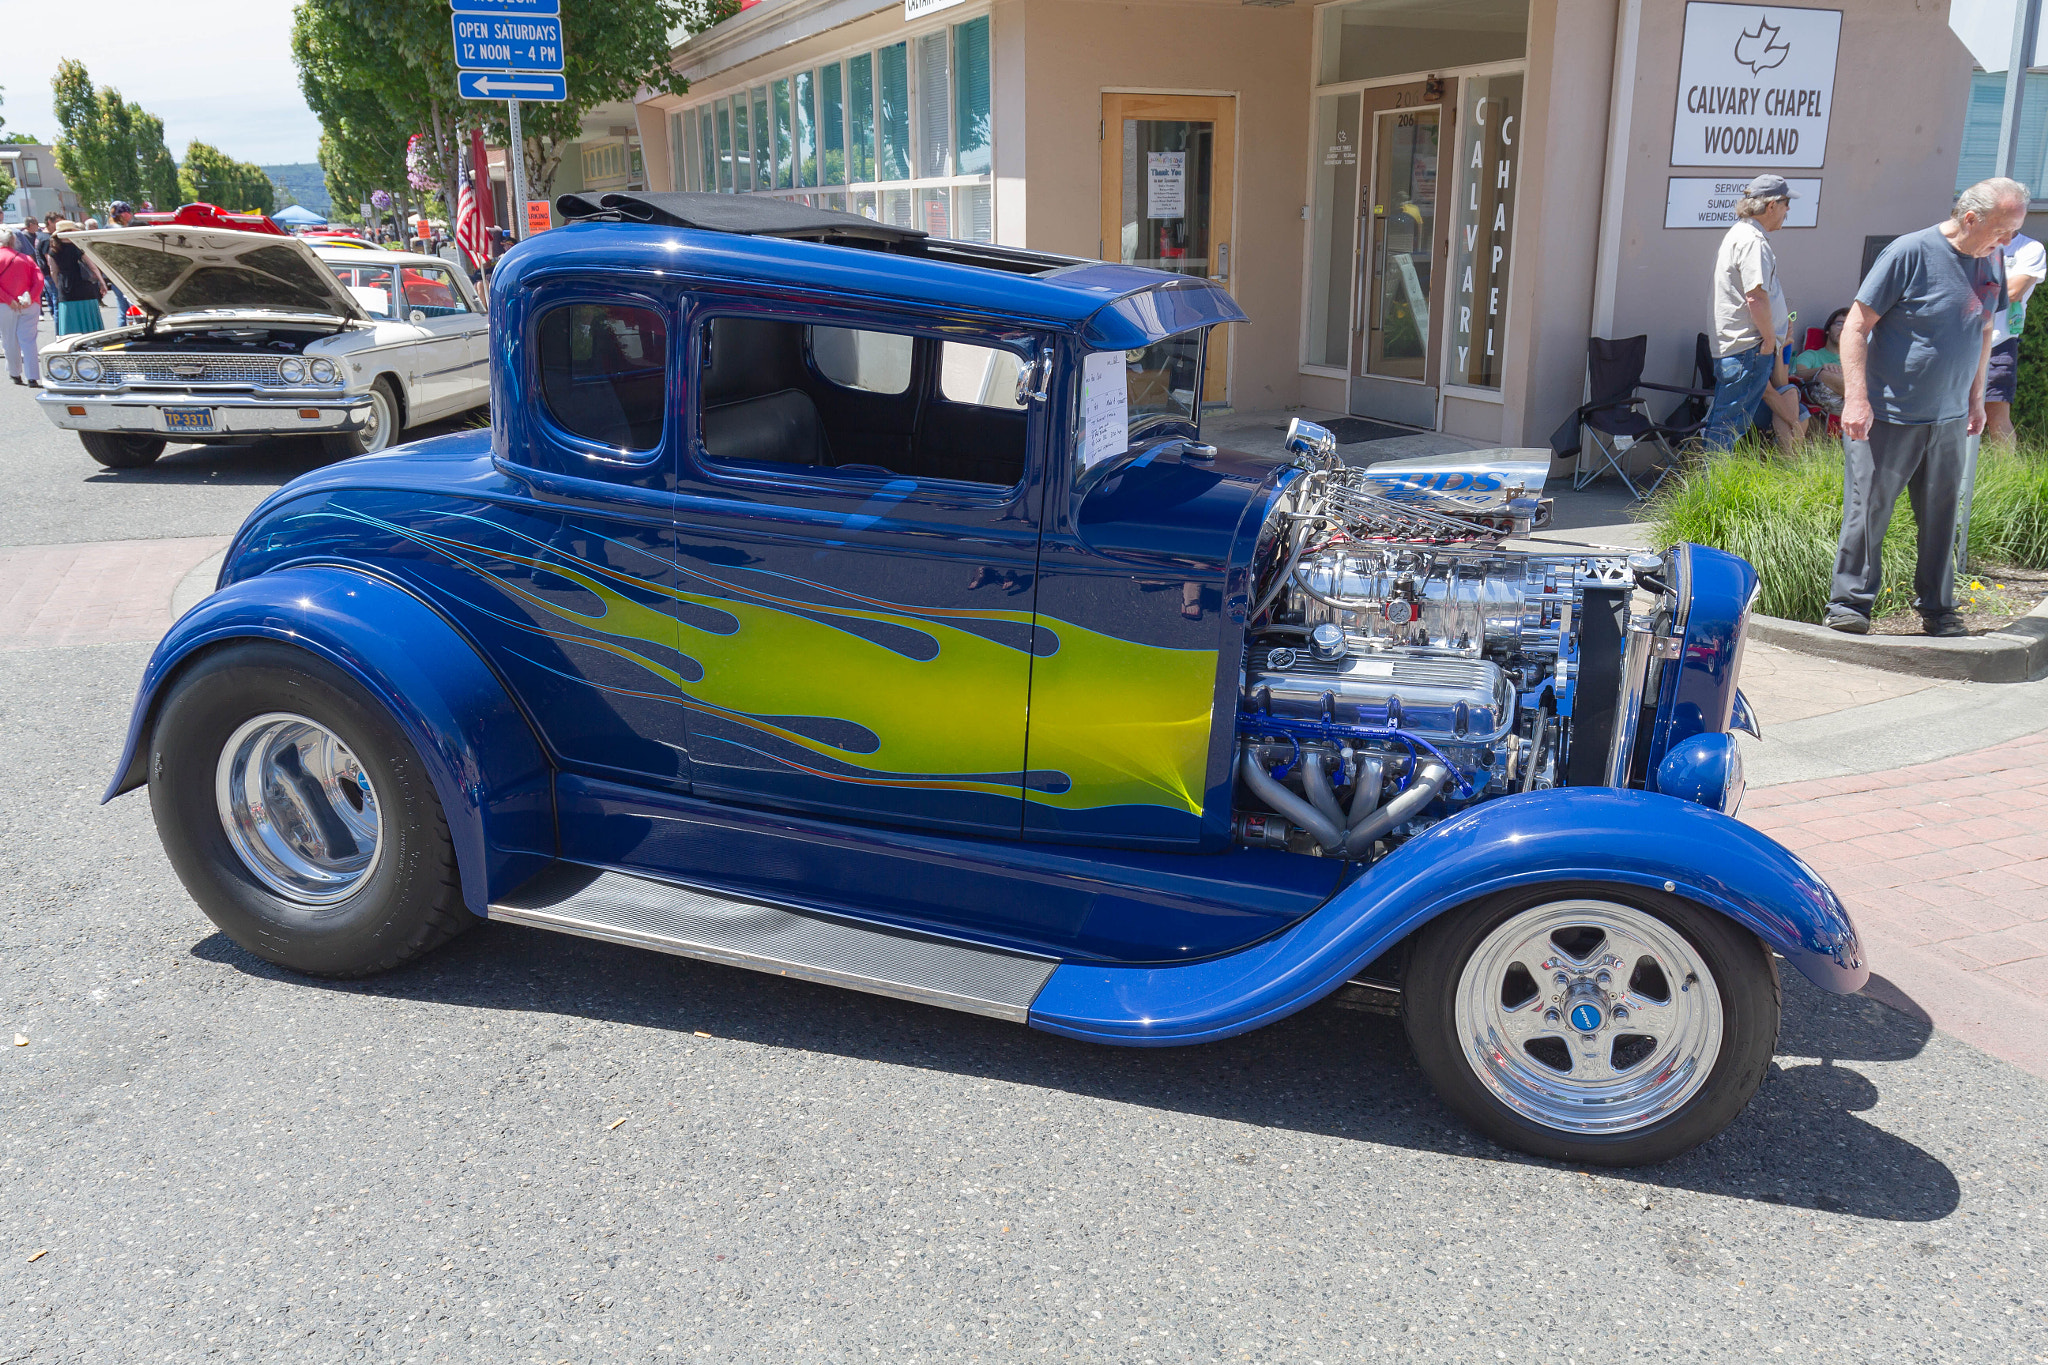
<box><xmin>1701</xmin><ymin>173</ymin><xmax>1798</xmax><ymax>452</ymax></box>
<box><xmin>1824</xmin><ymin>177</ymin><xmax>2026</xmax><ymax>636</ymax></box>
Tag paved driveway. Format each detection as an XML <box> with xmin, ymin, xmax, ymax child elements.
<box><xmin>2</xmin><ymin>377</ymin><xmax>2043</xmax><ymax>1362</ymax></box>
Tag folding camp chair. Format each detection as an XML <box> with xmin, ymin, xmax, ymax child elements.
<box><xmin>1564</xmin><ymin>335</ymin><xmax>1716</xmax><ymax>500</ymax></box>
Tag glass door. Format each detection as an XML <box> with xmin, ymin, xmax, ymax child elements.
<box><xmin>1363</xmin><ymin>105</ymin><xmax>1439</xmax><ymax>381</ymax></box>
<box><xmin>1100</xmin><ymin>93</ymin><xmax>1236</xmax><ymax>407</ymax></box>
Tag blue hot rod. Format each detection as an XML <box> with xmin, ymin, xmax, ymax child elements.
<box><xmin>106</xmin><ymin>193</ymin><xmax>1864</xmax><ymax>1166</ymax></box>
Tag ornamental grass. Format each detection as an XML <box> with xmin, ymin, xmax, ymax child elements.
<box><xmin>1645</xmin><ymin>440</ymin><xmax>2048</xmax><ymax>624</ymax></box>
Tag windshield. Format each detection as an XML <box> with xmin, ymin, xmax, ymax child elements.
<box><xmin>327</xmin><ymin>263</ymin><xmax>396</xmax><ymax>319</ymax></box>
<box><xmin>1079</xmin><ymin>329</ymin><xmax>1206</xmax><ymax>468</ymax></box>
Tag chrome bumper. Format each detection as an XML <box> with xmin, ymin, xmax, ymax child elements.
<box><xmin>35</xmin><ymin>391</ymin><xmax>372</xmax><ymax>437</ymax></box>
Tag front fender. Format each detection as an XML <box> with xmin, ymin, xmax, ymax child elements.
<box><xmin>105</xmin><ymin>564</ymin><xmax>555</xmax><ymax>914</ymax></box>
<box><xmin>1027</xmin><ymin>787</ymin><xmax>1865</xmax><ymax>1046</ymax></box>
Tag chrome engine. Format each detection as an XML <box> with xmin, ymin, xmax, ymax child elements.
<box><xmin>1236</xmin><ymin>426</ymin><xmax>1648</xmax><ymax>859</ymax></box>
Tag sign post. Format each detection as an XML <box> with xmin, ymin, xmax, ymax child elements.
<box><xmin>451</xmin><ymin>0</ymin><xmax>566</xmax><ymax>242</ymax></box>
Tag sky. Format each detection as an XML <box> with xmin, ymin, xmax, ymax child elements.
<box><xmin>3</xmin><ymin>0</ymin><xmax>324</xmax><ymax>164</ymax></box>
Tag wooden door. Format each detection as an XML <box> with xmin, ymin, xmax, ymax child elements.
<box><xmin>1100</xmin><ymin>93</ymin><xmax>1236</xmax><ymax>407</ymax></box>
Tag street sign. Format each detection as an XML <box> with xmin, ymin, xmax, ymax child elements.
<box><xmin>451</xmin><ymin>0</ymin><xmax>558</xmax><ymax>14</ymax></box>
<box><xmin>452</xmin><ymin>13</ymin><xmax>564</xmax><ymax>72</ymax></box>
<box><xmin>526</xmin><ymin>201</ymin><xmax>552</xmax><ymax>236</ymax></box>
<box><xmin>457</xmin><ymin>70</ymin><xmax>567</xmax><ymax>102</ymax></box>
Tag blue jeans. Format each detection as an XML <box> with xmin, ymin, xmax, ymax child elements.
<box><xmin>1702</xmin><ymin>345</ymin><xmax>1774</xmax><ymax>452</ymax></box>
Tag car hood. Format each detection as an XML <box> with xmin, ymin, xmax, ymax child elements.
<box><xmin>67</xmin><ymin>225</ymin><xmax>368</xmax><ymax>324</ymax></box>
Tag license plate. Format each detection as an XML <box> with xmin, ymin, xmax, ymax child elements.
<box><xmin>163</xmin><ymin>407</ymin><xmax>214</xmax><ymax>433</ymax></box>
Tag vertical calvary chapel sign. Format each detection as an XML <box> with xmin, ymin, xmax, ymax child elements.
<box><xmin>1671</xmin><ymin>2</ymin><xmax>1841</xmax><ymax>168</ymax></box>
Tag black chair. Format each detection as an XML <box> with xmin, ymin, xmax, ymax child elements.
<box><xmin>1561</xmin><ymin>334</ymin><xmax>1716</xmax><ymax>499</ymax></box>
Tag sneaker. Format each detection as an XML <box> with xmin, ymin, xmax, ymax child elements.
<box><xmin>1921</xmin><ymin>610</ymin><xmax>1968</xmax><ymax>638</ymax></box>
<box><xmin>1822</xmin><ymin>607</ymin><xmax>1870</xmax><ymax>635</ymax></box>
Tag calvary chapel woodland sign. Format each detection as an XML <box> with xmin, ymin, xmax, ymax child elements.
<box><xmin>1671</xmin><ymin>2</ymin><xmax>1841</xmax><ymax>169</ymax></box>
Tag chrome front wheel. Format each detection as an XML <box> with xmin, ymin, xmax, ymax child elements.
<box><xmin>1404</xmin><ymin>884</ymin><xmax>1779</xmax><ymax>1166</ymax></box>
<box><xmin>1453</xmin><ymin>899</ymin><xmax>1724</xmax><ymax>1134</ymax></box>
<box><xmin>215</xmin><ymin>713</ymin><xmax>383</xmax><ymax>905</ymax></box>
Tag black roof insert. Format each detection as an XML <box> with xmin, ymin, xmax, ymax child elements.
<box><xmin>556</xmin><ymin>191</ymin><xmax>925</xmax><ymax>246</ymax></box>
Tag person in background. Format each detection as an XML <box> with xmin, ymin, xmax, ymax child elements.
<box><xmin>47</xmin><ymin>221</ymin><xmax>107</xmax><ymax>336</ymax></box>
<box><xmin>1702</xmin><ymin>174</ymin><xmax>1797</xmax><ymax>453</ymax></box>
<box><xmin>1792</xmin><ymin>306</ymin><xmax>1850</xmax><ymax>420</ymax></box>
<box><xmin>1825</xmin><ymin>177</ymin><xmax>2025</xmax><ymax>638</ymax></box>
<box><xmin>104</xmin><ymin>201</ymin><xmax>136</xmax><ymax>321</ymax></box>
<box><xmin>36</xmin><ymin>213</ymin><xmax>58</xmax><ymax>319</ymax></box>
<box><xmin>1984</xmin><ymin>223</ymin><xmax>2046</xmax><ymax>445</ymax></box>
<box><xmin>0</xmin><ymin>227</ymin><xmax>45</xmax><ymax>386</ymax></box>
<box><xmin>1757</xmin><ymin>320</ymin><xmax>1809</xmax><ymax>452</ymax></box>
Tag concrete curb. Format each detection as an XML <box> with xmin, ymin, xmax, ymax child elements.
<box><xmin>1750</xmin><ymin>597</ymin><xmax>2048</xmax><ymax>683</ymax></box>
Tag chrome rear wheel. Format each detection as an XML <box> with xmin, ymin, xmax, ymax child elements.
<box><xmin>215</xmin><ymin>712</ymin><xmax>382</xmax><ymax>905</ymax></box>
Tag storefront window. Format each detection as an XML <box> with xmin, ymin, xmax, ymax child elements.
<box><xmin>820</xmin><ymin>63</ymin><xmax>847</xmax><ymax>185</ymax></box>
<box><xmin>1448</xmin><ymin>72</ymin><xmax>1520</xmax><ymax>391</ymax></box>
<box><xmin>878</xmin><ymin>43</ymin><xmax>911</xmax><ymax>181</ymax></box>
<box><xmin>676</xmin><ymin>16</ymin><xmax>994</xmax><ymax>241</ymax></box>
<box><xmin>773</xmin><ymin>78</ymin><xmax>794</xmax><ymax>189</ymax></box>
<box><xmin>752</xmin><ymin>88</ymin><xmax>772</xmax><ymax>187</ymax></box>
<box><xmin>849</xmin><ymin>54</ymin><xmax>875</xmax><ymax>183</ymax></box>
<box><xmin>1306</xmin><ymin>92</ymin><xmax>1361</xmax><ymax>369</ymax></box>
<box><xmin>794</xmin><ymin>71</ymin><xmax>817</xmax><ymax>187</ymax></box>
<box><xmin>955</xmin><ymin>16</ymin><xmax>991</xmax><ymax>176</ymax></box>
<box><xmin>1319</xmin><ymin>0</ymin><xmax>1527</xmax><ymax>85</ymax></box>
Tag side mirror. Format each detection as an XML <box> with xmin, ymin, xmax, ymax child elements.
<box><xmin>1284</xmin><ymin>417</ymin><xmax>1337</xmax><ymax>464</ymax></box>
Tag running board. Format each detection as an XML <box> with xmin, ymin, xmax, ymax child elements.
<box><xmin>487</xmin><ymin>864</ymin><xmax>1058</xmax><ymax>1023</ymax></box>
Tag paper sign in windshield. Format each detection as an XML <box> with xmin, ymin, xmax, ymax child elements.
<box><xmin>1080</xmin><ymin>350</ymin><xmax>1128</xmax><ymax>469</ymax></box>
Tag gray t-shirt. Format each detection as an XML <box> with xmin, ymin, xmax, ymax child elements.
<box><xmin>1856</xmin><ymin>225</ymin><xmax>2007</xmax><ymax>424</ymax></box>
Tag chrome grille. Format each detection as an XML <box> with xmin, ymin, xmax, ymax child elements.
<box><xmin>96</xmin><ymin>354</ymin><xmax>285</xmax><ymax>385</ymax></box>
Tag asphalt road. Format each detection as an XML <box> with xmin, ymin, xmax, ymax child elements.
<box><xmin>2</xmin><ymin>372</ymin><xmax>2044</xmax><ymax>1362</ymax></box>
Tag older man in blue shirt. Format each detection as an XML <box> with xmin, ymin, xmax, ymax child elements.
<box><xmin>1824</xmin><ymin>178</ymin><xmax>2026</xmax><ymax>637</ymax></box>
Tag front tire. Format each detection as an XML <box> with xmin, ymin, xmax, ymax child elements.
<box><xmin>1403</xmin><ymin>883</ymin><xmax>1780</xmax><ymax>1167</ymax></box>
<box><xmin>147</xmin><ymin>642</ymin><xmax>470</xmax><ymax>977</ymax></box>
<box><xmin>80</xmin><ymin>431</ymin><xmax>166</xmax><ymax>468</ymax></box>
<box><xmin>320</xmin><ymin>378</ymin><xmax>399</xmax><ymax>458</ymax></box>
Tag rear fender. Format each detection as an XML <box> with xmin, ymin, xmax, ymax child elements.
<box><xmin>1028</xmin><ymin>787</ymin><xmax>1865</xmax><ymax>1046</ymax></box>
<box><xmin>105</xmin><ymin>564</ymin><xmax>554</xmax><ymax>914</ymax></box>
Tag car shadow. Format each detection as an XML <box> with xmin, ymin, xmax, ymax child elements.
<box><xmin>81</xmin><ymin>414</ymin><xmax>484</xmax><ymax>487</ymax></box>
<box><xmin>190</xmin><ymin>924</ymin><xmax>1958</xmax><ymax>1223</ymax></box>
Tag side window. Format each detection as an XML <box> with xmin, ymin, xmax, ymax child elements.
<box><xmin>330</xmin><ymin>264</ymin><xmax>395</xmax><ymax>319</ymax></box>
<box><xmin>537</xmin><ymin>302</ymin><xmax>668</xmax><ymax>452</ymax></box>
<box><xmin>696</xmin><ymin>314</ymin><xmax>1030</xmax><ymax>490</ymax></box>
<box><xmin>938</xmin><ymin>341</ymin><xmax>1026</xmax><ymax>410</ymax></box>
<box><xmin>809</xmin><ymin>325</ymin><xmax>912</xmax><ymax>394</ymax></box>
<box><xmin>401</xmin><ymin>264</ymin><xmax>471</xmax><ymax>318</ymax></box>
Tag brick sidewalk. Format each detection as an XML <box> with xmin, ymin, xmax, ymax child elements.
<box><xmin>0</xmin><ymin>537</ymin><xmax>228</xmax><ymax>650</ymax></box>
<box><xmin>1742</xmin><ymin>733</ymin><xmax>2048</xmax><ymax>1079</ymax></box>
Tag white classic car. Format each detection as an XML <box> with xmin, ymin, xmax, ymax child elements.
<box><xmin>36</xmin><ymin>212</ymin><xmax>489</xmax><ymax>469</ymax></box>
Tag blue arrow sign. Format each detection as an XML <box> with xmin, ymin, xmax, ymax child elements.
<box><xmin>458</xmin><ymin>70</ymin><xmax>567</xmax><ymax>101</ymax></box>
<box><xmin>451</xmin><ymin>0</ymin><xmax>558</xmax><ymax>14</ymax></box>
<box><xmin>452</xmin><ymin>13</ymin><xmax>564</xmax><ymax>72</ymax></box>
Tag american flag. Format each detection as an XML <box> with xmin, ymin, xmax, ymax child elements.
<box><xmin>455</xmin><ymin>172</ymin><xmax>487</xmax><ymax>270</ymax></box>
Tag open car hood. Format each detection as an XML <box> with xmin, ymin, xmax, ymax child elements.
<box><xmin>67</xmin><ymin>225</ymin><xmax>368</xmax><ymax>323</ymax></box>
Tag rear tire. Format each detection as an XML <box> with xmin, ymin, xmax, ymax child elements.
<box><xmin>1403</xmin><ymin>882</ymin><xmax>1780</xmax><ymax>1167</ymax></box>
<box><xmin>147</xmin><ymin>641</ymin><xmax>470</xmax><ymax>977</ymax></box>
<box><xmin>80</xmin><ymin>431</ymin><xmax>166</xmax><ymax>468</ymax></box>
<box><xmin>320</xmin><ymin>378</ymin><xmax>399</xmax><ymax>458</ymax></box>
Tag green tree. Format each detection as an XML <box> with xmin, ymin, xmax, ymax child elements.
<box><xmin>48</xmin><ymin>60</ymin><xmax>186</xmax><ymax>215</ymax></box>
<box><xmin>293</xmin><ymin>1</ymin><xmax>417</xmax><ymax>220</ymax></box>
<box><xmin>0</xmin><ymin>87</ymin><xmax>15</xmax><ymax>207</ymax></box>
<box><xmin>294</xmin><ymin>0</ymin><xmax>729</xmax><ymax>211</ymax></box>
<box><xmin>178</xmin><ymin>140</ymin><xmax>276</xmax><ymax>213</ymax></box>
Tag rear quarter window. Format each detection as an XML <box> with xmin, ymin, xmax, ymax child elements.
<box><xmin>536</xmin><ymin>302</ymin><xmax>668</xmax><ymax>451</ymax></box>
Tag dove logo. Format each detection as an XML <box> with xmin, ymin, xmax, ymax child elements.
<box><xmin>1734</xmin><ymin>17</ymin><xmax>1791</xmax><ymax>75</ymax></box>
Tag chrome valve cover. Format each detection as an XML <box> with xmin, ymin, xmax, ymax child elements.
<box><xmin>1245</xmin><ymin>650</ymin><xmax>1516</xmax><ymax>746</ymax></box>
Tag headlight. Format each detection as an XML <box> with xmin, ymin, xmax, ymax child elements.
<box><xmin>47</xmin><ymin>355</ymin><xmax>73</xmax><ymax>380</ymax></box>
<box><xmin>74</xmin><ymin>355</ymin><xmax>103</xmax><ymax>382</ymax></box>
<box><xmin>308</xmin><ymin>358</ymin><xmax>337</xmax><ymax>385</ymax></box>
<box><xmin>278</xmin><ymin>358</ymin><xmax>307</xmax><ymax>384</ymax></box>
